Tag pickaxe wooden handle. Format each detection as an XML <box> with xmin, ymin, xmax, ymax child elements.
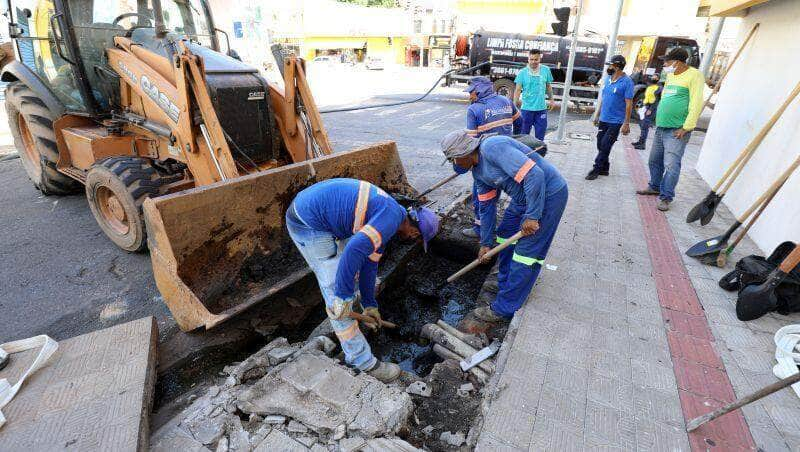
<box><xmin>447</xmin><ymin>231</ymin><xmax>525</xmax><ymax>283</ymax></box>
<box><xmin>686</xmin><ymin>372</ymin><xmax>800</xmax><ymax>432</ymax></box>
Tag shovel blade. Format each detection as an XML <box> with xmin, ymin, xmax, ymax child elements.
<box><xmin>699</xmin><ymin>194</ymin><xmax>724</xmax><ymax>226</ymax></box>
<box><xmin>686</xmin><ymin>235</ymin><xmax>727</xmax><ymax>257</ymax></box>
<box><xmin>686</xmin><ymin>193</ymin><xmax>722</xmax><ymax>225</ymax></box>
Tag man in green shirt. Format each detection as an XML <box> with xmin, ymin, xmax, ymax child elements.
<box><xmin>513</xmin><ymin>49</ymin><xmax>556</xmax><ymax>140</ymax></box>
<box><xmin>636</xmin><ymin>47</ymin><xmax>704</xmax><ymax>211</ymax></box>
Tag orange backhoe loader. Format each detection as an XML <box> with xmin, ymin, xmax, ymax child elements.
<box><xmin>2</xmin><ymin>0</ymin><xmax>418</xmax><ymax>330</ymax></box>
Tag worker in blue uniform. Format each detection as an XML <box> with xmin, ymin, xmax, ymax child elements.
<box><xmin>461</xmin><ymin>76</ymin><xmax>522</xmax><ymax>239</ymax></box>
<box><xmin>441</xmin><ymin>131</ymin><xmax>568</xmax><ymax>322</ymax></box>
<box><xmin>285</xmin><ymin>178</ymin><xmax>440</xmax><ymax>382</ymax></box>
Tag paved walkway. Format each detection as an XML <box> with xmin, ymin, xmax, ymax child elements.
<box><xmin>476</xmin><ymin>120</ymin><xmax>800</xmax><ymax>451</ymax></box>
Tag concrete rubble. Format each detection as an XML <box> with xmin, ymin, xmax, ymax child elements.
<box><xmin>151</xmin><ymin>336</ymin><xmax>420</xmax><ymax>452</ymax></box>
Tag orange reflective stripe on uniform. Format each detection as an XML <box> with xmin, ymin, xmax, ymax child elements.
<box><xmin>369</xmin><ymin>252</ymin><xmax>382</xmax><ymax>263</ymax></box>
<box><xmin>514</xmin><ymin>160</ymin><xmax>536</xmax><ymax>183</ymax></box>
<box><xmin>352</xmin><ymin>181</ymin><xmax>371</xmax><ymax>233</ymax></box>
<box><xmin>476</xmin><ymin>117</ymin><xmax>513</xmax><ymax>132</ymax></box>
<box><xmin>512</xmin><ymin>110</ymin><xmax>521</xmax><ymax>120</ymax></box>
<box><xmin>477</xmin><ymin>189</ymin><xmax>497</xmax><ymax>202</ymax></box>
<box><xmin>466</xmin><ymin>129</ymin><xmax>478</xmax><ymax>137</ymax></box>
<box><xmin>334</xmin><ymin>321</ymin><xmax>361</xmax><ymax>341</ymax></box>
<box><xmin>360</xmin><ymin>225</ymin><xmax>382</xmax><ymax>251</ymax></box>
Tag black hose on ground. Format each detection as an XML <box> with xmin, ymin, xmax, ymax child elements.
<box><xmin>319</xmin><ymin>62</ymin><xmax>490</xmax><ymax>114</ymax></box>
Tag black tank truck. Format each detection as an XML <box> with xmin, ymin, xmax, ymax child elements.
<box><xmin>446</xmin><ymin>30</ymin><xmax>607</xmax><ymax>99</ymax></box>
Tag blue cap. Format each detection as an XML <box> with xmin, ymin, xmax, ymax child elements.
<box><xmin>464</xmin><ymin>76</ymin><xmax>492</xmax><ymax>93</ymax></box>
<box><xmin>410</xmin><ymin>206</ymin><xmax>440</xmax><ymax>252</ymax></box>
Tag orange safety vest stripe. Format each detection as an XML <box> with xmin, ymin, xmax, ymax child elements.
<box><xmin>352</xmin><ymin>181</ymin><xmax>371</xmax><ymax>233</ymax></box>
<box><xmin>477</xmin><ymin>189</ymin><xmax>497</xmax><ymax>201</ymax></box>
<box><xmin>514</xmin><ymin>160</ymin><xmax>536</xmax><ymax>183</ymax></box>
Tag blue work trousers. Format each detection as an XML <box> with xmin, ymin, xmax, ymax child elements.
<box><xmin>593</xmin><ymin>121</ymin><xmax>622</xmax><ymax>172</ymax></box>
<box><xmin>285</xmin><ymin>204</ymin><xmax>376</xmax><ymax>371</ymax></box>
<box><xmin>647</xmin><ymin>127</ymin><xmax>691</xmax><ymax>202</ymax></box>
<box><xmin>520</xmin><ymin>109</ymin><xmax>548</xmax><ymax>141</ymax></box>
<box><xmin>491</xmin><ymin>186</ymin><xmax>569</xmax><ymax>318</ymax></box>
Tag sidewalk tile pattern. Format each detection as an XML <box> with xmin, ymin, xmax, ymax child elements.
<box><xmin>623</xmin><ymin>142</ymin><xmax>755</xmax><ymax>451</ymax></box>
<box><xmin>476</xmin><ymin>122</ymin><xmax>800</xmax><ymax>451</ymax></box>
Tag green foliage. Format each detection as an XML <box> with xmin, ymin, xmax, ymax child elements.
<box><xmin>335</xmin><ymin>0</ymin><xmax>397</xmax><ymax>7</ymax></box>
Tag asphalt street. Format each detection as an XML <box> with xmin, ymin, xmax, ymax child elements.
<box><xmin>0</xmin><ymin>90</ymin><xmax>586</xmax><ymax>344</ymax></box>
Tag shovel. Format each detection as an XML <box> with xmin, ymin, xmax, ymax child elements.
<box><xmin>686</xmin><ymin>79</ymin><xmax>800</xmax><ymax>225</ymax></box>
<box><xmin>686</xmin><ymin>185</ymin><xmax>773</xmax><ymax>261</ymax></box>
<box><xmin>737</xmin><ymin>243</ymin><xmax>800</xmax><ymax>318</ymax></box>
<box><xmin>416</xmin><ymin>173</ymin><xmax>461</xmax><ymax>199</ymax></box>
<box><xmin>716</xmin><ymin>155</ymin><xmax>800</xmax><ymax>267</ymax></box>
<box><xmin>686</xmin><ymin>154</ymin><xmax>800</xmax><ymax>262</ymax></box>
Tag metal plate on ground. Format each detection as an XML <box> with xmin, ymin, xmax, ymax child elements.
<box><xmin>0</xmin><ymin>317</ymin><xmax>157</xmax><ymax>450</ymax></box>
<box><xmin>568</xmin><ymin>132</ymin><xmax>593</xmax><ymax>140</ymax></box>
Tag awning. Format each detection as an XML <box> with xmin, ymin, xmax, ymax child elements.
<box><xmin>307</xmin><ymin>39</ymin><xmax>367</xmax><ymax>50</ymax></box>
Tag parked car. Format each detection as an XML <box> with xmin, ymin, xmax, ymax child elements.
<box><xmin>365</xmin><ymin>56</ymin><xmax>385</xmax><ymax>70</ymax></box>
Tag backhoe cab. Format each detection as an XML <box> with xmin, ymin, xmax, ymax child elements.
<box><xmin>2</xmin><ymin>0</ymin><xmax>330</xmax><ymax>251</ymax></box>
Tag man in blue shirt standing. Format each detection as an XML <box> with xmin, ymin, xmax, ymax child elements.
<box><xmin>586</xmin><ymin>55</ymin><xmax>634</xmax><ymax>180</ymax></box>
<box><xmin>513</xmin><ymin>49</ymin><xmax>556</xmax><ymax>140</ymax></box>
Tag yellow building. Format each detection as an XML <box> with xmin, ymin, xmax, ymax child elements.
<box><xmin>301</xmin><ymin>36</ymin><xmax>407</xmax><ymax>65</ymax></box>
<box><xmin>454</xmin><ymin>0</ymin><xmax>550</xmax><ymax>34</ymax></box>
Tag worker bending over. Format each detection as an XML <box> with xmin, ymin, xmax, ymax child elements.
<box><xmin>285</xmin><ymin>178</ymin><xmax>439</xmax><ymax>382</ymax></box>
<box><xmin>441</xmin><ymin>132</ymin><xmax>568</xmax><ymax>322</ymax></box>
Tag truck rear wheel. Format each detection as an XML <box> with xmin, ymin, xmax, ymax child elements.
<box><xmin>493</xmin><ymin>78</ymin><xmax>516</xmax><ymax>99</ymax></box>
<box><xmin>5</xmin><ymin>82</ymin><xmax>81</xmax><ymax>195</ymax></box>
<box><xmin>85</xmin><ymin>157</ymin><xmax>180</xmax><ymax>252</ymax></box>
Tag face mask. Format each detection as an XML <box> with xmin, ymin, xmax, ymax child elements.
<box><xmin>663</xmin><ymin>64</ymin><xmax>676</xmax><ymax>74</ymax></box>
<box><xmin>606</xmin><ymin>67</ymin><xmax>615</xmax><ymax>76</ymax></box>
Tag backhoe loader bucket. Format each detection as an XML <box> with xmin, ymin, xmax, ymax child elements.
<box><xmin>143</xmin><ymin>142</ymin><xmax>417</xmax><ymax>331</ymax></box>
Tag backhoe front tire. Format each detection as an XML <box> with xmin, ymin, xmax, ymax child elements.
<box><xmin>86</xmin><ymin>157</ymin><xmax>179</xmax><ymax>252</ymax></box>
<box><xmin>5</xmin><ymin>81</ymin><xmax>81</xmax><ymax>195</ymax></box>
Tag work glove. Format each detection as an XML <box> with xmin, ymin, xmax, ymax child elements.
<box><xmin>363</xmin><ymin>307</ymin><xmax>382</xmax><ymax>328</ymax></box>
<box><xmin>326</xmin><ymin>297</ymin><xmax>353</xmax><ymax>321</ymax></box>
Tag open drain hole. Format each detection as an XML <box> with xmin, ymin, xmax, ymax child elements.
<box><xmin>368</xmin><ymin>245</ymin><xmax>492</xmax><ymax>377</ymax></box>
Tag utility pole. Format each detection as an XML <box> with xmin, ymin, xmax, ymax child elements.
<box><xmin>591</xmin><ymin>0</ymin><xmax>624</xmax><ymax>124</ymax></box>
<box><xmin>701</xmin><ymin>17</ymin><xmax>725</xmax><ymax>77</ymax></box>
<box><xmin>553</xmin><ymin>0</ymin><xmax>584</xmax><ymax>143</ymax></box>
<box><xmin>606</xmin><ymin>0</ymin><xmax>625</xmax><ymax>59</ymax></box>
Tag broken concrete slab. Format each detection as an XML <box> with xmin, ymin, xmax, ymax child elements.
<box><xmin>363</xmin><ymin>437</ymin><xmax>423</xmax><ymax>451</ymax></box>
<box><xmin>237</xmin><ymin>353</ymin><xmax>413</xmax><ymax>438</ymax></box>
<box><xmin>253</xmin><ymin>429</ymin><xmax>307</xmax><ymax>452</ymax></box>
<box><xmin>0</xmin><ymin>317</ymin><xmax>157</xmax><ymax>451</ymax></box>
<box><xmin>224</xmin><ymin>338</ymin><xmax>294</xmax><ymax>387</ymax></box>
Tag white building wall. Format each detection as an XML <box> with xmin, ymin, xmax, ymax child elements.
<box><xmin>695</xmin><ymin>0</ymin><xmax>800</xmax><ymax>253</ymax></box>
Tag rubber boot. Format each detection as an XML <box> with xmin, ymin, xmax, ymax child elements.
<box><xmin>367</xmin><ymin>361</ymin><xmax>401</xmax><ymax>383</ymax></box>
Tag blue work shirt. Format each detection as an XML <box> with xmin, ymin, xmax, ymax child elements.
<box><xmin>292</xmin><ymin>178</ymin><xmax>407</xmax><ymax>307</ymax></box>
<box><xmin>466</xmin><ymin>89</ymin><xmax>521</xmax><ymax>138</ymax></box>
<box><xmin>599</xmin><ymin>74</ymin><xmax>634</xmax><ymax>124</ymax></box>
<box><xmin>514</xmin><ymin>65</ymin><xmax>554</xmax><ymax>112</ymax></box>
<box><xmin>472</xmin><ymin>136</ymin><xmax>567</xmax><ymax>247</ymax></box>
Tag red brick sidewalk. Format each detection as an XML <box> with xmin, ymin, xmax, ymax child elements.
<box><xmin>624</xmin><ymin>142</ymin><xmax>756</xmax><ymax>451</ymax></box>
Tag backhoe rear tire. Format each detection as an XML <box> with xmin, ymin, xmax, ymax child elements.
<box><xmin>85</xmin><ymin>157</ymin><xmax>180</xmax><ymax>252</ymax></box>
<box><xmin>5</xmin><ymin>81</ymin><xmax>81</xmax><ymax>195</ymax></box>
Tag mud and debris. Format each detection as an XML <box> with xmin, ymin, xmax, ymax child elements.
<box><xmin>368</xmin><ymin>247</ymin><xmax>491</xmax><ymax>376</ymax></box>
